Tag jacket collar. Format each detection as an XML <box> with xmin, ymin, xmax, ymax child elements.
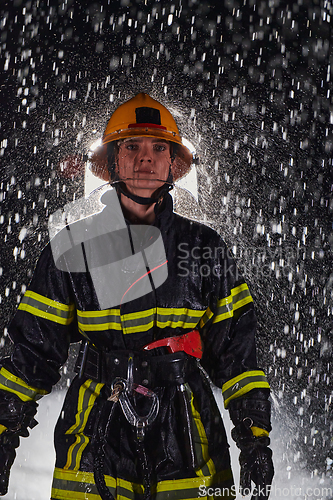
<box><xmin>154</xmin><ymin>193</ymin><xmax>174</xmax><ymax>232</ymax></box>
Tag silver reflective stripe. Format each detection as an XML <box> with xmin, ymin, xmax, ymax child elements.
<box><xmin>222</xmin><ymin>370</ymin><xmax>270</xmax><ymax>408</ymax></box>
<box><xmin>213</xmin><ymin>283</ymin><xmax>253</xmax><ymax>324</ymax></box>
<box><xmin>18</xmin><ymin>290</ymin><xmax>75</xmax><ymax>325</ymax></box>
<box><xmin>64</xmin><ymin>380</ymin><xmax>104</xmax><ymax>471</ymax></box>
<box><xmin>77</xmin><ymin>307</ymin><xmax>206</xmax><ymax>334</ymax></box>
<box><xmin>51</xmin><ymin>468</ymin><xmax>142</xmax><ymax>500</ymax></box>
<box><xmin>51</xmin><ymin>467</ymin><xmax>233</xmax><ymax>500</ymax></box>
<box><xmin>0</xmin><ymin>367</ymin><xmax>48</xmax><ymax>402</ymax></box>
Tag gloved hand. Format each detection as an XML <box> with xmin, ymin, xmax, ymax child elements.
<box><xmin>0</xmin><ymin>392</ymin><xmax>38</xmax><ymax>496</ymax></box>
<box><xmin>228</xmin><ymin>390</ymin><xmax>274</xmax><ymax>499</ymax></box>
<box><xmin>231</xmin><ymin>417</ymin><xmax>274</xmax><ymax>500</ymax></box>
<box><xmin>0</xmin><ymin>432</ymin><xmax>19</xmax><ymax>496</ymax></box>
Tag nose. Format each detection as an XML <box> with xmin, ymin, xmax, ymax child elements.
<box><xmin>139</xmin><ymin>145</ymin><xmax>152</xmax><ymax>163</ymax></box>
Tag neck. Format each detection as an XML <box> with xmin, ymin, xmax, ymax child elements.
<box><xmin>120</xmin><ymin>193</ymin><xmax>157</xmax><ymax>224</ymax></box>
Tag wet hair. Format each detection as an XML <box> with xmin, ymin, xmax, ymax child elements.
<box><xmin>107</xmin><ymin>142</ymin><xmax>118</xmax><ymax>180</ymax></box>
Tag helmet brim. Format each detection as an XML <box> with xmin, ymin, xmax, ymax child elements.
<box><xmin>103</xmin><ymin>125</ymin><xmax>182</xmax><ymax>145</ymax></box>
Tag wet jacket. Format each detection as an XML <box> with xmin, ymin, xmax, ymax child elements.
<box><xmin>0</xmin><ymin>192</ymin><xmax>270</xmax><ymax>500</ymax></box>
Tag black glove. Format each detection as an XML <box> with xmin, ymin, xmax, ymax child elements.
<box><xmin>228</xmin><ymin>391</ymin><xmax>274</xmax><ymax>500</ymax></box>
<box><xmin>0</xmin><ymin>432</ymin><xmax>20</xmax><ymax>496</ymax></box>
<box><xmin>231</xmin><ymin>418</ymin><xmax>274</xmax><ymax>499</ymax></box>
<box><xmin>0</xmin><ymin>392</ymin><xmax>38</xmax><ymax>496</ymax></box>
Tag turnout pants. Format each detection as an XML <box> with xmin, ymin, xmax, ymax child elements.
<box><xmin>50</xmin><ymin>350</ymin><xmax>235</xmax><ymax>500</ymax></box>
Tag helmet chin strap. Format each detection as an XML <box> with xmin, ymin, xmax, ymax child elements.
<box><xmin>112</xmin><ymin>168</ymin><xmax>174</xmax><ymax>206</ymax></box>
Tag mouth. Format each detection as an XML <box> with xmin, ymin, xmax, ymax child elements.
<box><xmin>135</xmin><ymin>169</ymin><xmax>155</xmax><ymax>174</ymax></box>
<box><xmin>119</xmin><ymin>175</ymin><xmax>165</xmax><ymax>184</ymax></box>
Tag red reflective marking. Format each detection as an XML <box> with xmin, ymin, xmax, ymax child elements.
<box><xmin>120</xmin><ymin>260</ymin><xmax>168</xmax><ymax>305</ymax></box>
<box><xmin>128</xmin><ymin>123</ymin><xmax>167</xmax><ymax>130</ymax></box>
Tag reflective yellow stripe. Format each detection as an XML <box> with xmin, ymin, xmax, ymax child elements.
<box><xmin>212</xmin><ymin>308</ymin><xmax>233</xmax><ymax>323</ymax></box>
<box><xmin>18</xmin><ymin>303</ymin><xmax>74</xmax><ymax>325</ymax></box>
<box><xmin>199</xmin><ymin>307</ymin><xmax>214</xmax><ymax>329</ymax></box>
<box><xmin>216</xmin><ymin>283</ymin><xmax>248</xmax><ymax>309</ymax></box>
<box><xmin>222</xmin><ymin>370</ymin><xmax>270</xmax><ymax>408</ymax></box>
<box><xmin>77</xmin><ymin>309</ymin><xmax>122</xmax><ymax>332</ymax></box>
<box><xmin>251</xmin><ymin>426</ymin><xmax>269</xmax><ymax>437</ymax></box>
<box><xmin>77</xmin><ymin>308</ymin><xmax>120</xmax><ymax>318</ymax></box>
<box><xmin>18</xmin><ymin>290</ymin><xmax>75</xmax><ymax>326</ymax></box>
<box><xmin>122</xmin><ymin>307</ymin><xmax>204</xmax><ymax>321</ymax></box>
<box><xmin>77</xmin><ymin>307</ymin><xmax>206</xmax><ymax>334</ymax></box>
<box><xmin>65</xmin><ymin>380</ymin><xmax>104</xmax><ymax>471</ymax></box>
<box><xmin>23</xmin><ymin>290</ymin><xmax>75</xmax><ymax>311</ymax></box>
<box><xmin>77</xmin><ymin>320</ymin><xmax>122</xmax><ymax>331</ymax></box>
<box><xmin>52</xmin><ymin>467</ymin><xmax>142</xmax><ymax>499</ymax></box>
<box><xmin>122</xmin><ymin>308</ymin><xmax>155</xmax><ymax>321</ymax></box>
<box><xmin>51</xmin><ymin>466</ymin><xmax>234</xmax><ymax>500</ymax></box>
<box><xmin>154</xmin><ymin>469</ymin><xmax>233</xmax><ymax>498</ymax></box>
<box><xmin>0</xmin><ymin>367</ymin><xmax>48</xmax><ymax>402</ymax></box>
<box><xmin>64</xmin><ymin>434</ymin><xmax>89</xmax><ymax>472</ymax></box>
<box><xmin>155</xmin><ymin>318</ymin><xmax>199</xmax><ymax>329</ymax></box>
<box><xmin>123</xmin><ymin>319</ymin><xmax>154</xmax><ymax>334</ymax></box>
<box><xmin>232</xmin><ymin>282</ymin><xmax>249</xmax><ymax>296</ymax></box>
<box><xmin>189</xmin><ymin>387</ymin><xmax>216</xmax><ymax>478</ymax></box>
<box><xmin>51</xmin><ymin>487</ymin><xmax>100</xmax><ymax>499</ymax></box>
<box><xmin>222</xmin><ymin>369</ymin><xmax>267</xmax><ymax>392</ymax></box>
<box><xmin>216</xmin><ymin>295</ymin><xmax>233</xmax><ymax>309</ymax></box>
<box><xmin>124</xmin><ymin>307</ymin><xmax>204</xmax><ymax>333</ymax></box>
<box><xmin>66</xmin><ymin>379</ymin><xmax>104</xmax><ymax>435</ymax></box>
<box><xmin>0</xmin><ymin>424</ymin><xmax>7</xmax><ymax>435</ymax></box>
<box><xmin>213</xmin><ymin>283</ymin><xmax>253</xmax><ymax>324</ymax></box>
<box><xmin>234</xmin><ymin>295</ymin><xmax>253</xmax><ymax>310</ymax></box>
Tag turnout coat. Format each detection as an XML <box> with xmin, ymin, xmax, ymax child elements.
<box><xmin>0</xmin><ymin>191</ymin><xmax>270</xmax><ymax>500</ymax></box>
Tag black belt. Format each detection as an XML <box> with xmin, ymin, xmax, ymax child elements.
<box><xmin>74</xmin><ymin>342</ymin><xmax>198</xmax><ymax>388</ymax></box>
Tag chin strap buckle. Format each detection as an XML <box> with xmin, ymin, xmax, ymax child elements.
<box><xmin>143</xmin><ymin>329</ymin><xmax>203</xmax><ymax>359</ymax></box>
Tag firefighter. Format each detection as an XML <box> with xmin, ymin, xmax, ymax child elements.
<box><xmin>0</xmin><ymin>93</ymin><xmax>274</xmax><ymax>499</ymax></box>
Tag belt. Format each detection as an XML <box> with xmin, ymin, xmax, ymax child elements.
<box><xmin>75</xmin><ymin>340</ymin><xmax>200</xmax><ymax>460</ymax></box>
<box><xmin>74</xmin><ymin>342</ymin><xmax>198</xmax><ymax>388</ymax></box>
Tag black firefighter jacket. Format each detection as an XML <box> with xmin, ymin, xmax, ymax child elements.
<box><xmin>0</xmin><ymin>190</ymin><xmax>270</xmax><ymax>500</ymax></box>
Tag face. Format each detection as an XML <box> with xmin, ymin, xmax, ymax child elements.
<box><xmin>115</xmin><ymin>137</ymin><xmax>172</xmax><ymax>197</ymax></box>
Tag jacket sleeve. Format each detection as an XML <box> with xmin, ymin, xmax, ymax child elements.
<box><xmin>199</xmin><ymin>237</ymin><xmax>270</xmax><ymax>409</ymax></box>
<box><xmin>0</xmin><ymin>243</ymin><xmax>78</xmax><ymax>401</ymax></box>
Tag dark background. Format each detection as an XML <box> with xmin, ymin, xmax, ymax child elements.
<box><xmin>0</xmin><ymin>0</ymin><xmax>332</xmax><ymax>479</ymax></box>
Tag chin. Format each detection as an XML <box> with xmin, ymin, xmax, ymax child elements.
<box><xmin>131</xmin><ymin>179</ymin><xmax>164</xmax><ymax>189</ymax></box>
<box><xmin>125</xmin><ymin>180</ymin><xmax>164</xmax><ymax>198</ymax></box>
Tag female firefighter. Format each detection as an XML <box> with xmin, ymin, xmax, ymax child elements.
<box><xmin>0</xmin><ymin>93</ymin><xmax>274</xmax><ymax>499</ymax></box>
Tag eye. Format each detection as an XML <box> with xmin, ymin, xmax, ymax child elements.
<box><xmin>125</xmin><ymin>143</ymin><xmax>138</xmax><ymax>151</ymax></box>
<box><xmin>154</xmin><ymin>144</ymin><xmax>167</xmax><ymax>152</ymax></box>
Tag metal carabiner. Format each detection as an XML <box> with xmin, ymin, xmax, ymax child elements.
<box><xmin>127</xmin><ymin>355</ymin><xmax>134</xmax><ymax>393</ymax></box>
<box><xmin>119</xmin><ymin>389</ymin><xmax>159</xmax><ymax>441</ymax></box>
<box><xmin>115</xmin><ymin>355</ymin><xmax>160</xmax><ymax>441</ymax></box>
<box><xmin>108</xmin><ymin>378</ymin><xmax>126</xmax><ymax>402</ymax></box>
